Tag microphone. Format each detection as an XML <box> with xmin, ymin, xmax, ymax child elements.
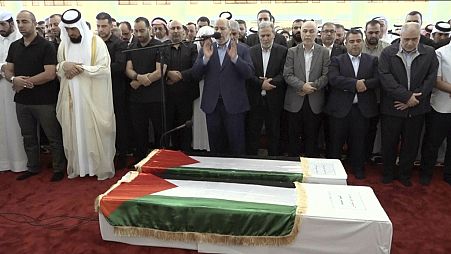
<box><xmin>197</xmin><ymin>32</ymin><xmax>222</xmax><ymax>40</ymax></box>
<box><xmin>159</xmin><ymin>120</ymin><xmax>193</xmax><ymax>148</ymax></box>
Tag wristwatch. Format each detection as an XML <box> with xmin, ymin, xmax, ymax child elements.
<box><xmin>10</xmin><ymin>76</ymin><xmax>15</xmax><ymax>84</ymax></box>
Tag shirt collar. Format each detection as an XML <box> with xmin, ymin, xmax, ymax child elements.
<box><xmin>303</xmin><ymin>43</ymin><xmax>315</xmax><ymax>52</ymax></box>
<box><xmin>399</xmin><ymin>44</ymin><xmax>418</xmax><ymax>55</ymax></box>
<box><xmin>217</xmin><ymin>39</ymin><xmax>230</xmax><ymax>49</ymax></box>
<box><xmin>261</xmin><ymin>43</ymin><xmax>273</xmax><ymax>52</ymax></box>
<box><xmin>348</xmin><ymin>53</ymin><xmax>361</xmax><ymax>60</ymax></box>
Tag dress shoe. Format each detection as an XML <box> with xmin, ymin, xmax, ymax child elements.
<box><xmin>50</xmin><ymin>172</ymin><xmax>64</xmax><ymax>182</ymax></box>
<box><xmin>399</xmin><ymin>179</ymin><xmax>412</xmax><ymax>187</ymax></box>
<box><xmin>419</xmin><ymin>177</ymin><xmax>431</xmax><ymax>186</ymax></box>
<box><xmin>16</xmin><ymin>171</ymin><xmax>39</xmax><ymax>181</ymax></box>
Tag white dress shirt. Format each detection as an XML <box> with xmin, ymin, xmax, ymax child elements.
<box><xmin>304</xmin><ymin>44</ymin><xmax>314</xmax><ymax>83</ymax></box>
<box><xmin>348</xmin><ymin>53</ymin><xmax>361</xmax><ymax>104</ymax></box>
<box><xmin>433</xmin><ymin>43</ymin><xmax>451</xmax><ymax>113</ymax></box>
<box><xmin>261</xmin><ymin>44</ymin><xmax>272</xmax><ymax>96</ymax></box>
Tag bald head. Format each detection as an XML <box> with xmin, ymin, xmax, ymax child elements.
<box><xmin>168</xmin><ymin>20</ymin><xmax>183</xmax><ymax>43</ymax></box>
<box><xmin>18</xmin><ymin>10</ymin><xmax>36</xmax><ymax>23</ymax></box>
<box><xmin>301</xmin><ymin>20</ymin><xmax>317</xmax><ymax>47</ymax></box>
<box><xmin>400</xmin><ymin>22</ymin><xmax>421</xmax><ymax>52</ymax></box>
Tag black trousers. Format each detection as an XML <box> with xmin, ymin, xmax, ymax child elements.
<box><xmin>113</xmin><ymin>90</ymin><xmax>128</xmax><ymax>154</ymax></box>
<box><xmin>381</xmin><ymin>114</ymin><xmax>424</xmax><ymax>181</ymax></box>
<box><xmin>328</xmin><ymin>105</ymin><xmax>369</xmax><ymax>174</ymax></box>
<box><xmin>130</xmin><ymin>102</ymin><xmax>162</xmax><ymax>162</ymax></box>
<box><xmin>287</xmin><ymin>96</ymin><xmax>322</xmax><ymax>157</ymax></box>
<box><xmin>420</xmin><ymin>109</ymin><xmax>451</xmax><ymax>180</ymax></box>
<box><xmin>166</xmin><ymin>97</ymin><xmax>194</xmax><ymax>152</ymax></box>
<box><xmin>366</xmin><ymin>110</ymin><xmax>380</xmax><ymax>158</ymax></box>
<box><xmin>246</xmin><ymin>96</ymin><xmax>282</xmax><ymax>156</ymax></box>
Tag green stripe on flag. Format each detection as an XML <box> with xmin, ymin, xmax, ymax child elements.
<box><xmin>160</xmin><ymin>167</ymin><xmax>303</xmax><ymax>185</ymax></box>
<box><xmin>106</xmin><ymin>195</ymin><xmax>297</xmax><ymax>237</ymax></box>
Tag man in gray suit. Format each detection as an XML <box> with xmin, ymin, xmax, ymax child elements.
<box><xmin>283</xmin><ymin>21</ymin><xmax>330</xmax><ymax>157</ymax></box>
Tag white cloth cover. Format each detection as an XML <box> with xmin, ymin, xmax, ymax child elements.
<box><xmin>189</xmin><ymin>156</ymin><xmax>348</xmax><ymax>185</ymax></box>
<box><xmin>56</xmin><ymin>12</ymin><xmax>115</xmax><ymax>180</ymax></box>
<box><xmin>99</xmin><ymin>182</ymin><xmax>392</xmax><ymax>254</ymax></box>
<box><xmin>0</xmin><ymin>24</ymin><xmax>27</xmax><ymax>172</ymax></box>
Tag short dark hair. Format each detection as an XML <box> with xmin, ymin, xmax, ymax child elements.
<box><xmin>345</xmin><ymin>29</ymin><xmax>363</xmax><ymax>40</ymax></box>
<box><xmin>335</xmin><ymin>23</ymin><xmax>345</xmax><ymax>30</ymax></box>
<box><xmin>322</xmin><ymin>22</ymin><xmax>335</xmax><ymax>30</ymax></box>
<box><xmin>187</xmin><ymin>22</ymin><xmax>196</xmax><ymax>27</ymax></box>
<box><xmin>37</xmin><ymin>20</ymin><xmax>45</xmax><ymax>25</ymax></box>
<box><xmin>407</xmin><ymin>10</ymin><xmax>423</xmax><ymax>22</ymax></box>
<box><xmin>365</xmin><ymin>19</ymin><xmax>381</xmax><ymax>31</ymax></box>
<box><xmin>197</xmin><ymin>16</ymin><xmax>210</xmax><ymax>25</ymax></box>
<box><xmin>135</xmin><ymin>17</ymin><xmax>150</xmax><ymax>28</ymax></box>
<box><xmin>236</xmin><ymin>19</ymin><xmax>246</xmax><ymax>27</ymax></box>
<box><xmin>96</xmin><ymin>12</ymin><xmax>112</xmax><ymax>23</ymax></box>
<box><xmin>112</xmin><ymin>18</ymin><xmax>117</xmax><ymax>23</ymax></box>
<box><xmin>257</xmin><ymin>9</ymin><xmax>275</xmax><ymax>23</ymax></box>
<box><xmin>182</xmin><ymin>25</ymin><xmax>188</xmax><ymax>33</ymax></box>
<box><xmin>120</xmin><ymin>21</ymin><xmax>132</xmax><ymax>31</ymax></box>
<box><xmin>49</xmin><ymin>14</ymin><xmax>61</xmax><ymax>19</ymax></box>
<box><xmin>292</xmin><ymin>19</ymin><xmax>304</xmax><ymax>24</ymax></box>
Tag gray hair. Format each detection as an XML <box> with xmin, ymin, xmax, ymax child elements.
<box><xmin>258</xmin><ymin>20</ymin><xmax>274</xmax><ymax>31</ymax></box>
<box><xmin>229</xmin><ymin>20</ymin><xmax>239</xmax><ymax>31</ymax></box>
<box><xmin>401</xmin><ymin>22</ymin><xmax>420</xmax><ymax>35</ymax></box>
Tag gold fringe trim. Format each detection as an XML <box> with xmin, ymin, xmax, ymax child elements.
<box><xmin>300</xmin><ymin>157</ymin><xmax>311</xmax><ymax>178</ymax></box>
<box><xmin>113</xmin><ymin>218</ymin><xmax>300</xmax><ymax>246</ymax></box>
<box><xmin>294</xmin><ymin>181</ymin><xmax>308</xmax><ymax>215</ymax></box>
<box><xmin>94</xmin><ymin>171</ymin><xmax>140</xmax><ymax>212</ymax></box>
<box><xmin>135</xmin><ymin>149</ymin><xmax>160</xmax><ymax>172</ymax></box>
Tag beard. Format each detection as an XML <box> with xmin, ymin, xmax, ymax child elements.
<box><xmin>70</xmin><ymin>35</ymin><xmax>82</xmax><ymax>43</ymax></box>
<box><xmin>367</xmin><ymin>37</ymin><xmax>378</xmax><ymax>45</ymax></box>
<box><xmin>0</xmin><ymin>27</ymin><xmax>13</xmax><ymax>37</ymax></box>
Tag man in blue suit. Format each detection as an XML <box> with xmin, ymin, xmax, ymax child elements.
<box><xmin>325</xmin><ymin>29</ymin><xmax>379</xmax><ymax>179</ymax></box>
<box><xmin>192</xmin><ymin>18</ymin><xmax>254</xmax><ymax>155</ymax></box>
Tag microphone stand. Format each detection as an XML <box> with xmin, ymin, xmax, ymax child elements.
<box><xmin>122</xmin><ymin>38</ymin><xmax>207</xmax><ymax>149</ymax></box>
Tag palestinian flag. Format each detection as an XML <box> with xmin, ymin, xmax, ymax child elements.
<box><xmin>96</xmin><ymin>171</ymin><xmax>307</xmax><ymax>246</ymax></box>
<box><xmin>135</xmin><ymin>149</ymin><xmax>304</xmax><ymax>187</ymax></box>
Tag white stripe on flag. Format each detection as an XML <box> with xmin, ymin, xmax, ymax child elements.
<box><xmin>152</xmin><ymin>180</ymin><xmax>297</xmax><ymax>206</ymax></box>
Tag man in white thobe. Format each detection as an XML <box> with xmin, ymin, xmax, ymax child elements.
<box><xmin>56</xmin><ymin>9</ymin><xmax>115</xmax><ymax>180</ymax></box>
<box><xmin>0</xmin><ymin>10</ymin><xmax>27</xmax><ymax>172</ymax></box>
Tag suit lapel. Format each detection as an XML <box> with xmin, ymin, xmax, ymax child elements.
<box><xmin>309</xmin><ymin>45</ymin><xmax>320</xmax><ymax>80</ymax></box>
<box><xmin>254</xmin><ymin>46</ymin><xmax>264</xmax><ymax>77</ymax></box>
<box><xmin>297</xmin><ymin>45</ymin><xmax>306</xmax><ymax>79</ymax></box>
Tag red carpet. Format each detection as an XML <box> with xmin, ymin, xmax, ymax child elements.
<box><xmin>1</xmin><ymin>154</ymin><xmax>450</xmax><ymax>254</ymax></box>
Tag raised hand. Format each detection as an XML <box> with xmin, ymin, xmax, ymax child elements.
<box><xmin>227</xmin><ymin>38</ymin><xmax>238</xmax><ymax>60</ymax></box>
<box><xmin>203</xmin><ymin>38</ymin><xmax>213</xmax><ymax>59</ymax></box>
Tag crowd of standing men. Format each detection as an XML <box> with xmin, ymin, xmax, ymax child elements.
<box><xmin>0</xmin><ymin>7</ymin><xmax>450</xmax><ymax>187</ymax></box>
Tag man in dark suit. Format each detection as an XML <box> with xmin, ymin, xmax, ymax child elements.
<box><xmin>283</xmin><ymin>21</ymin><xmax>330</xmax><ymax>157</ymax></box>
<box><xmin>316</xmin><ymin>22</ymin><xmax>347</xmax><ymax>57</ymax></box>
<box><xmin>325</xmin><ymin>30</ymin><xmax>379</xmax><ymax>179</ymax></box>
<box><xmin>246</xmin><ymin>21</ymin><xmax>287</xmax><ymax>156</ymax></box>
<box><xmin>379</xmin><ymin>22</ymin><xmax>438</xmax><ymax>186</ymax></box>
<box><xmin>246</xmin><ymin>9</ymin><xmax>287</xmax><ymax>48</ymax></box>
<box><xmin>192</xmin><ymin>18</ymin><xmax>254</xmax><ymax>155</ymax></box>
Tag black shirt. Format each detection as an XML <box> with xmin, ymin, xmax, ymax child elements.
<box><xmin>6</xmin><ymin>34</ymin><xmax>59</xmax><ymax>105</ymax></box>
<box><xmin>161</xmin><ymin>42</ymin><xmax>198</xmax><ymax>100</ymax></box>
<box><xmin>126</xmin><ymin>38</ymin><xmax>162</xmax><ymax>103</ymax></box>
<box><xmin>105</xmin><ymin>34</ymin><xmax>127</xmax><ymax>94</ymax></box>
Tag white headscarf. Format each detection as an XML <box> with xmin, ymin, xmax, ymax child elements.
<box><xmin>58</xmin><ymin>9</ymin><xmax>93</xmax><ymax>65</ymax></box>
<box><xmin>195</xmin><ymin>26</ymin><xmax>215</xmax><ymax>52</ymax></box>
<box><xmin>0</xmin><ymin>9</ymin><xmax>21</xmax><ymax>63</ymax></box>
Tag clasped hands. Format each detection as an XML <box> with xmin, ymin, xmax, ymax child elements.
<box><xmin>394</xmin><ymin>92</ymin><xmax>422</xmax><ymax>111</ymax></box>
<box><xmin>12</xmin><ymin>76</ymin><xmax>34</xmax><ymax>93</ymax></box>
<box><xmin>130</xmin><ymin>74</ymin><xmax>153</xmax><ymax>90</ymax></box>
<box><xmin>63</xmin><ymin>62</ymin><xmax>84</xmax><ymax>80</ymax></box>
<box><xmin>297</xmin><ymin>82</ymin><xmax>316</xmax><ymax>96</ymax></box>
<box><xmin>166</xmin><ymin>71</ymin><xmax>182</xmax><ymax>85</ymax></box>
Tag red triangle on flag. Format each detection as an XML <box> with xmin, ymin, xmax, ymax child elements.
<box><xmin>100</xmin><ymin>173</ymin><xmax>177</xmax><ymax>217</ymax></box>
<box><xmin>140</xmin><ymin>149</ymin><xmax>199</xmax><ymax>174</ymax></box>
